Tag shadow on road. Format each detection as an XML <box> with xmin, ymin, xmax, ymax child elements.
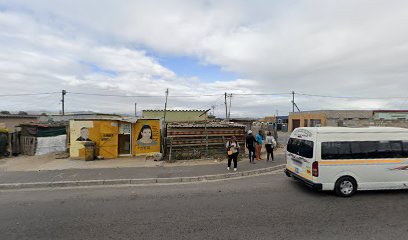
<box><xmin>286</xmin><ymin>177</ymin><xmax>408</xmax><ymax>198</ymax></box>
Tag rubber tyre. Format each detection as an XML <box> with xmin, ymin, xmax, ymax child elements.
<box><xmin>285</xmin><ymin>169</ymin><xmax>292</xmax><ymax>178</ymax></box>
<box><xmin>335</xmin><ymin>176</ymin><xmax>357</xmax><ymax>197</ymax></box>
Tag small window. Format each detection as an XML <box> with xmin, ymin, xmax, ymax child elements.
<box><xmin>287</xmin><ymin>138</ymin><xmax>314</xmax><ymax>158</ymax></box>
<box><xmin>322</xmin><ymin>142</ymin><xmax>351</xmax><ymax>160</ymax></box>
<box><xmin>323</xmin><ymin>140</ymin><xmax>408</xmax><ymax>160</ymax></box>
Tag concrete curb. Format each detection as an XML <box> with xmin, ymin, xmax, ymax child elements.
<box><xmin>0</xmin><ymin>164</ymin><xmax>286</xmax><ymax>190</ymax></box>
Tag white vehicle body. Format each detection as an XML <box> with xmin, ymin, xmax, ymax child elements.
<box><xmin>285</xmin><ymin>127</ymin><xmax>408</xmax><ymax>196</ymax></box>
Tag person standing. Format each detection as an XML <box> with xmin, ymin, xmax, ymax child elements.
<box><xmin>246</xmin><ymin>130</ymin><xmax>256</xmax><ymax>164</ymax></box>
<box><xmin>226</xmin><ymin>136</ymin><xmax>240</xmax><ymax>171</ymax></box>
<box><xmin>255</xmin><ymin>130</ymin><xmax>264</xmax><ymax>160</ymax></box>
<box><xmin>265</xmin><ymin>131</ymin><xmax>277</xmax><ymax>161</ymax></box>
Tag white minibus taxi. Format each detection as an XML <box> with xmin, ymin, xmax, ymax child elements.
<box><xmin>284</xmin><ymin>127</ymin><xmax>408</xmax><ymax>197</ymax></box>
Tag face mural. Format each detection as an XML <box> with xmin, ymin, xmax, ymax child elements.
<box><xmin>76</xmin><ymin>127</ymin><xmax>92</xmax><ymax>141</ymax></box>
<box><xmin>133</xmin><ymin>120</ymin><xmax>160</xmax><ymax>155</ymax></box>
<box><xmin>137</xmin><ymin>125</ymin><xmax>157</xmax><ymax>146</ymax></box>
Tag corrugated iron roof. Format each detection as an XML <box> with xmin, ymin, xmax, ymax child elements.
<box><xmin>143</xmin><ymin>109</ymin><xmax>207</xmax><ymax>112</ymax></box>
<box><xmin>0</xmin><ymin>114</ymin><xmax>38</xmax><ymax>118</ymax></box>
<box><xmin>168</xmin><ymin>121</ymin><xmax>245</xmax><ymax>128</ymax></box>
<box><xmin>18</xmin><ymin>123</ymin><xmax>66</xmax><ymax>128</ymax></box>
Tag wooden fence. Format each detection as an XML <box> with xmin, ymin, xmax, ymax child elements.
<box><xmin>20</xmin><ymin>136</ymin><xmax>37</xmax><ymax>156</ymax></box>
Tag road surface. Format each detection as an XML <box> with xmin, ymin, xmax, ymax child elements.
<box><xmin>1</xmin><ymin>172</ymin><xmax>407</xmax><ymax>240</ymax></box>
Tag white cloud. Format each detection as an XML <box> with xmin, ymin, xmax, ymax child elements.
<box><xmin>1</xmin><ymin>0</ymin><xmax>408</xmax><ymax>116</ymax></box>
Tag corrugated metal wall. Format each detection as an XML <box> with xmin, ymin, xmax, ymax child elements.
<box><xmin>166</xmin><ymin>123</ymin><xmax>245</xmax><ymax>160</ymax></box>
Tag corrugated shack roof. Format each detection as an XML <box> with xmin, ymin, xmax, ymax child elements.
<box><xmin>19</xmin><ymin>123</ymin><xmax>67</xmax><ymax>137</ymax></box>
<box><xmin>143</xmin><ymin>109</ymin><xmax>207</xmax><ymax>112</ymax></box>
<box><xmin>0</xmin><ymin>114</ymin><xmax>38</xmax><ymax>118</ymax></box>
<box><xmin>19</xmin><ymin>123</ymin><xmax>66</xmax><ymax>128</ymax></box>
<box><xmin>70</xmin><ymin>117</ymin><xmax>161</xmax><ymax>123</ymax></box>
<box><xmin>168</xmin><ymin>121</ymin><xmax>245</xmax><ymax>128</ymax></box>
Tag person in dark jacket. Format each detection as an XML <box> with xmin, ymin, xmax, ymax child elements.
<box><xmin>246</xmin><ymin>130</ymin><xmax>256</xmax><ymax>164</ymax></box>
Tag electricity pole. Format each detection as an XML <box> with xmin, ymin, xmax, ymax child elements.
<box><xmin>135</xmin><ymin>103</ymin><xmax>137</xmax><ymax>117</ymax></box>
<box><xmin>61</xmin><ymin>90</ymin><xmax>66</xmax><ymax>115</ymax></box>
<box><xmin>164</xmin><ymin>88</ymin><xmax>169</xmax><ymax>122</ymax></box>
<box><xmin>292</xmin><ymin>91</ymin><xmax>295</xmax><ymax>113</ymax></box>
<box><xmin>224</xmin><ymin>92</ymin><xmax>228</xmax><ymax>121</ymax></box>
<box><xmin>228</xmin><ymin>93</ymin><xmax>232</xmax><ymax>120</ymax></box>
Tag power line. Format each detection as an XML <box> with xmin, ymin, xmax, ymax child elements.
<box><xmin>67</xmin><ymin>92</ymin><xmax>223</xmax><ymax>98</ymax></box>
<box><xmin>0</xmin><ymin>92</ymin><xmax>60</xmax><ymax>97</ymax></box>
<box><xmin>232</xmin><ymin>92</ymin><xmax>292</xmax><ymax>96</ymax></box>
<box><xmin>196</xmin><ymin>95</ymin><xmax>225</xmax><ymax>110</ymax></box>
<box><xmin>296</xmin><ymin>93</ymin><xmax>408</xmax><ymax>100</ymax></box>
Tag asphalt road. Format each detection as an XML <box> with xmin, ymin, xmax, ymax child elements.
<box><xmin>1</xmin><ymin>173</ymin><xmax>408</xmax><ymax>240</ymax></box>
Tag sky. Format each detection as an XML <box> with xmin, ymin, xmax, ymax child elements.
<box><xmin>1</xmin><ymin>0</ymin><xmax>408</xmax><ymax>117</ymax></box>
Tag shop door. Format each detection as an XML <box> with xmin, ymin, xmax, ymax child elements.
<box><xmin>118</xmin><ymin>123</ymin><xmax>131</xmax><ymax>155</ymax></box>
<box><xmin>292</xmin><ymin>120</ymin><xmax>300</xmax><ymax>131</ymax></box>
<box><xmin>96</xmin><ymin>121</ymin><xmax>119</xmax><ymax>159</ymax></box>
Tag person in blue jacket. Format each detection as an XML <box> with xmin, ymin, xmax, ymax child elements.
<box><xmin>255</xmin><ymin>130</ymin><xmax>263</xmax><ymax>160</ymax></box>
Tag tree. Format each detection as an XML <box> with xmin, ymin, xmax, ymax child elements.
<box><xmin>18</xmin><ymin>111</ymin><xmax>28</xmax><ymax>115</ymax></box>
<box><xmin>0</xmin><ymin>111</ymin><xmax>10</xmax><ymax>115</ymax></box>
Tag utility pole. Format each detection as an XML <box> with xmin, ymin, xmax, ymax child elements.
<box><xmin>61</xmin><ymin>90</ymin><xmax>66</xmax><ymax>115</ymax></box>
<box><xmin>224</xmin><ymin>92</ymin><xmax>228</xmax><ymax>121</ymax></box>
<box><xmin>292</xmin><ymin>91</ymin><xmax>295</xmax><ymax>113</ymax></box>
<box><xmin>211</xmin><ymin>105</ymin><xmax>215</xmax><ymax>116</ymax></box>
<box><xmin>134</xmin><ymin>103</ymin><xmax>137</xmax><ymax>117</ymax></box>
<box><xmin>228</xmin><ymin>93</ymin><xmax>232</xmax><ymax>120</ymax></box>
<box><xmin>164</xmin><ymin>88</ymin><xmax>169</xmax><ymax>122</ymax></box>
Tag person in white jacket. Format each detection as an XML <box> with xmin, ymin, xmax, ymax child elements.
<box><xmin>226</xmin><ymin>136</ymin><xmax>240</xmax><ymax>171</ymax></box>
<box><xmin>265</xmin><ymin>131</ymin><xmax>277</xmax><ymax>161</ymax></box>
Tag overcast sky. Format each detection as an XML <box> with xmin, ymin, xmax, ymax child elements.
<box><xmin>1</xmin><ymin>0</ymin><xmax>408</xmax><ymax>117</ymax></box>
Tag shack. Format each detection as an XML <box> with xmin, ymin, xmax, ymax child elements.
<box><xmin>69</xmin><ymin>118</ymin><xmax>161</xmax><ymax>159</ymax></box>
<box><xmin>166</xmin><ymin>121</ymin><xmax>246</xmax><ymax>160</ymax></box>
<box><xmin>19</xmin><ymin>123</ymin><xmax>67</xmax><ymax>156</ymax></box>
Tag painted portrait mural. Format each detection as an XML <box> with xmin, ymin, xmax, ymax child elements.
<box><xmin>69</xmin><ymin>120</ymin><xmax>118</xmax><ymax>159</ymax></box>
<box><xmin>132</xmin><ymin>119</ymin><xmax>160</xmax><ymax>155</ymax></box>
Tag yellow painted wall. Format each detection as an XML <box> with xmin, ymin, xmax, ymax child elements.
<box><xmin>288</xmin><ymin>112</ymin><xmax>327</xmax><ymax>131</ymax></box>
<box><xmin>69</xmin><ymin>120</ymin><xmax>119</xmax><ymax>159</ymax></box>
<box><xmin>95</xmin><ymin>120</ymin><xmax>119</xmax><ymax>159</ymax></box>
<box><xmin>70</xmin><ymin>119</ymin><xmax>161</xmax><ymax>159</ymax></box>
<box><xmin>132</xmin><ymin>119</ymin><xmax>161</xmax><ymax>156</ymax></box>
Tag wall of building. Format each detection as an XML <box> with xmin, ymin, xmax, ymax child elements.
<box><xmin>372</xmin><ymin>120</ymin><xmax>408</xmax><ymax>128</ymax></box>
<box><xmin>325</xmin><ymin>110</ymin><xmax>373</xmax><ymax>119</ymax></box>
<box><xmin>288</xmin><ymin>112</ymin><xmax>327</xmax><ymax>131</ymax></box>
<box><xmin>373</xmin><ymin>112</ymin><xmax>408</xmax><ymax>120</ymax></box>
<box><xmin>70</xmin><ymin>120</ymin><xmax>119</xmax><ymax>159</ymax></box>
<box><xmin>69</xmin><ymin>119</ymin><xmax>161</xmax><ymax>159</ymax></box>
<box><xmin>0</xmin><ymin>117</ymin><xmax>38</xmax><ymax>132</ymax></box>
<box><xmin>132</xmin><ymin>119</ymin><xmax>161</xmax><ymax>156</ymax></box>
<box><xmin>143</xmin><ymin>111</ymin><xmax>207</xmax><ymax>122</ymax></box>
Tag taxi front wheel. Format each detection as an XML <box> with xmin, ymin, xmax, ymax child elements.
<box><xmin>335</xmin><ymin>176</ymin><xmax>357</xmax><ymax>197</ymax></box>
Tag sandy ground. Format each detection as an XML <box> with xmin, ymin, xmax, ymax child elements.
<box><xmin>0</xmin><ymin>147</ymin><xmax>285</xmax><ymax>172</ymax></box>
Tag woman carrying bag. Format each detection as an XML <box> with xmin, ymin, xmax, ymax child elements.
<box><xmin>226</xmin><ymin>136</ymin><xmax>240</xmax><ymax>171</ymax></box>
<box><xmin>265</xmin><ymin>131</ymin><xmax>277</xmax><ymax>161</ymax></box>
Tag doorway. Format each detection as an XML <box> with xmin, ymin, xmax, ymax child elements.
<box><xmin>118</xmin><ymin>123</ymin><xmax>131</xmax><ymax>156</ymax></box>
<box><xmin>292</xmin><ymin>119</ymin><xmax>300</xmax><ymax>131</ymax></box>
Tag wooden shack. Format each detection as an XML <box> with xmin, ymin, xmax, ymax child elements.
<box><xmin>166</xmin><ymin>121</ymin><xmax>245</xmax><ymax>160</ymax></box>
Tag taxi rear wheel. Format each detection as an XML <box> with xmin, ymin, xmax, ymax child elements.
<box><xmin>335</xmin><ymin>176</ymin><xmax>357</xmax><ymax>197</ymax></box>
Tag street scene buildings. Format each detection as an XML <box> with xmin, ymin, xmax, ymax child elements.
<box><xmin>2</xmin><ymin>1</ymin><xmax>408</xmax><ymax>239</ymax></box>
